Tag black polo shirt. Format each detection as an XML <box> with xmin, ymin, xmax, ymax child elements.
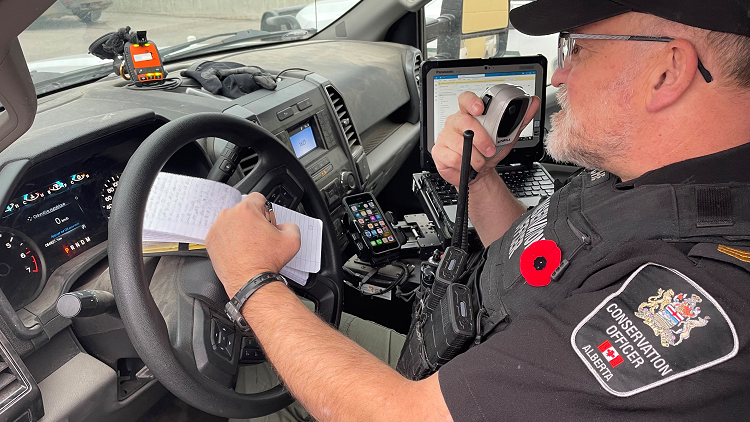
<box><xmin>439</xmin><ymin>143</ymin><xmax>750</xmax><ymax>421</ymax></box>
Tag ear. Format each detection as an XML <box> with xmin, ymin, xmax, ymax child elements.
<box><xmin>645</xmin><ymin>39</ymin><xmax>699</xmax><ymax>112</ymax></box>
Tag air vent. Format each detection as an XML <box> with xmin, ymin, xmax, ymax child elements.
<box><xmin>0</xmin><ymin>331</ymin><xmax>41</xmax><ymax>421</ymax></box>
<box><xmin>0</xmin><ymin>355</ymin><xmax>26</xmax><ymax>407</ymax></box>
<box><xmin>237</xmin><ymin>148</ymin><xmax>259</xmax><ymax>175</ymax></box>
<box><xmin>324</xmin><ymin>85</ymin><xmax>361</xmax><ymax>154</ymax></box>
<box><xmin>413</xmin><ymin>53</ymin><xmax>422</xmax><ymax>95</ymax></box>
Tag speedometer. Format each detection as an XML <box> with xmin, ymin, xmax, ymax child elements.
<box><xmin>100</xmin><ymin>174</ymin><xmax>120</xmax><ymax>218</ymax></box>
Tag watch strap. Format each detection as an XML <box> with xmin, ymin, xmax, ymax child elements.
<box><xmin>225</xmin><ymin>272</ymin><xmax>287</xmax><ymax>331</ymax></box>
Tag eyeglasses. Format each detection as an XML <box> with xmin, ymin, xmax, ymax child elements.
<box><xmin>558</xmin><ymin>31</ymin><xmax>713</xmax><ymax>83</ymax></box>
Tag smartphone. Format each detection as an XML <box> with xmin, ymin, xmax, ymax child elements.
<box><xmin>341</xmin><ymin>193</ymin><xmax>401</xmax><ymax>256</ymax></box>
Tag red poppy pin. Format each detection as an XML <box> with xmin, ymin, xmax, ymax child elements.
<box><xmin>519</xmin><ymin>239</ymin><xmax>561</xmax><ymax>287</ymax></box>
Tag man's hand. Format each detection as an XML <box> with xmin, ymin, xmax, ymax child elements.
<box><xmin>432</xmin><ymin>91</ymin><xmax>541</xmax><ymax>187</ymax></box>
<box><xmin>205</xmin><ymin>192</ymin><xmax>301</xmax><ymax>298</ymax></box>
<box><xmin>430</xmin><ymin>91</ymin><xmax>540</xmax><ymax>245</ymax></box>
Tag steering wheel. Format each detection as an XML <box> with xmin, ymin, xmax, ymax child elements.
<box><xmin>108</xmin><ymin>113</ymin><xmax>344</xmax><ymax>418</ymax></box>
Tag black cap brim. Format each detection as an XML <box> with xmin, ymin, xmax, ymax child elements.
<box><xmin>510</xmin><ymin>0</ymin><xmax>632</xmax><ymax>36</ymax></box>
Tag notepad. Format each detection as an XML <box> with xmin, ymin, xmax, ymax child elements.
<box><xmin>142</xmin><ymin>172</ymin><xmax>323</xmax><ymax>285</ymax></box>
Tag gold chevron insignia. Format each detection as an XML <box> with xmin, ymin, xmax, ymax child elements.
<box><xmin>718</xmin><ymin>245</ymin><xmax>750</xmax><ymax>263</ymax></box>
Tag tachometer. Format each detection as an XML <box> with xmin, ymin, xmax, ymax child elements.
<box><xmin>0</xmin><ymin>229</ymin><xmax>45</xmax><ymax>309</ymax></box>
<box><xmin>100</xmin><ymin>174</ymin><xmax>120</xmax><ymax>218</ymax></box>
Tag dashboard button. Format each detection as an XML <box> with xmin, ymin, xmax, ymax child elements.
<box><xmin>276</xmin><ymin>107</ymin><xmax>294</xmax><ymax>121</ymax></box>
<box><xmin>296</xmin><ymin>98</ymin><xmax>312</xmax><ymax>111</ymax></box>
<box><xmin>313</xmin><ymin>164</ymin><xmax>334</xmax><ymax>181</ymax></box>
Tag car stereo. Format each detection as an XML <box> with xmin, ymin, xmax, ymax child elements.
<box><xmin>288</xmin><ymin>120</ymin><xmax>319</xmax><ymax>159</ymax></box>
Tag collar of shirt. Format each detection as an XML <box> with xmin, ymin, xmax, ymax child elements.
<box><xmin>615</xmin><ymin>142</ymin><xmax>750</xmax><ymax>189</ymax></box>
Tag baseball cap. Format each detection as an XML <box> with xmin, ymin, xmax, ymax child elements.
<box><xmin>510</xmin><ymin>0</ymin><xmax>750</xmax><ymax>37</ymax></box>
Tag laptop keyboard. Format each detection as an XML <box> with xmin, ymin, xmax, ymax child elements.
<box><xmin>502</xmin><ymin>168</ymin><xmax>556</xmax><ymax>198</ymax></box>
<box><xmin>423</xmin><ymin>167</ymin><xmax>555</xmax><ymax>206</ymax></box>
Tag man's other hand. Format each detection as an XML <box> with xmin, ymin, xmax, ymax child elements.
<box><xmin>206</xmin><ymin>192</ymin><xmax>301</xmax><ymax>298</ymax></box>
<box><xmin>432</xmin><ymin>91</ymin><xmax>540</xmax><ymax>186</ymax></box>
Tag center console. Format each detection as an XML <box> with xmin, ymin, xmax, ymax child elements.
<box><xmin>214</xmin><ymin>71</ymin><xmax>371</xmax><ymax>249</ymax></box>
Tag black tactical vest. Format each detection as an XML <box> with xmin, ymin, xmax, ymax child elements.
<box><xmin>475</xmin><ymin>169</ymin><xmax>750</xmax><ymax>339</ymax></box>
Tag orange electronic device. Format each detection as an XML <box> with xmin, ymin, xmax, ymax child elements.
<box><xmin>123</xmin><ymin>31</ymin><xmax>167</xmax><ymax>86</ymax></box>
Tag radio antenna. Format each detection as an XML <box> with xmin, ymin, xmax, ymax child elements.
<box><xmin>452</xmin><ymin>130</ymin><xmax>476</xmax><ymax>251</ymax></box>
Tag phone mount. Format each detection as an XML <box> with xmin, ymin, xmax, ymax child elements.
<box><xmin>473</xmin><ymin>84</ymin><xmax>532</xmax><ymax>157</ymax></box>
<box><xmin>342</xmin><ymin>212</ymin><xmax>405</xmax><ymax>266</ymax></box>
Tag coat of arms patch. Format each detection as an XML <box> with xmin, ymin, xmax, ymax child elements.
<box><xmin>572</xmin><ymin>263</ymin><xmax>738</xmax><ymax>396</ymax></box>
<box><xmin>634</xmin><ymin>289</ymin><xmax>710</xmax><ymax>347</ymax></box>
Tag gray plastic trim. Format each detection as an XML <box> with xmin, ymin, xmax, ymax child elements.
<box><xmin>37</xmin><ymin>352</ymin><xmax>164</xmax><ymax>422</ymax></box>
<box><xmin>0</xmin><ymin>39</ymin><xmax>37</xmax><ymax>154</ymax></box>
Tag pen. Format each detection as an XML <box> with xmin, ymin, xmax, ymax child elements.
<box><xmin>265</xmin><ymin>200</ymin><xmax>277</xmax><ymax>225</ymax></box>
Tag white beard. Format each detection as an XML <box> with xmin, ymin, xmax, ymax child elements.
<box><xmin>545</xmin><ymin>78</ymin><xmax>636</xmax><ymax>170</ymax></box>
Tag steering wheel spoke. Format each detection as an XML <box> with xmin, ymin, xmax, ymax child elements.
<box><xmin>236</xmin><ymin>163</ymin><xmax>306</xmax><ymax>210</ymax></box>
<box><xmin>108</xmin><ymin>113</ymin><xmax>344</xmax><ymax>418</ymax></box>
<box><xmin>191</xmin><ymin>301</ymin><xmax>239</xmax><ymax>387</ymax></box>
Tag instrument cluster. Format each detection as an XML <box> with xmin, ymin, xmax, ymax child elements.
<box><xmin>0</xmin><ymin>149</ymin><xmax>127</xmax><ymax>310</ymax></box>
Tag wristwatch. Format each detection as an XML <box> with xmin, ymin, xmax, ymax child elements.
<box><xmin>225</xmin><ymin>272</ymin><xmax>288</xmax><ymax>331</ymax></box>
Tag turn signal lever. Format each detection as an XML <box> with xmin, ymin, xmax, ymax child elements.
<box><xmin>207</xmin><ymin>142</ymin><xmax>245</xmax><ymax>182</ymax></box>
<box><xmin>56</xmin><ymin>290</ymin><xmax>117</xmax><ymax>318</ymax></box>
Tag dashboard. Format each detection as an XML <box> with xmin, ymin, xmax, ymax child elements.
<box><xmin>0</xmin><ymin>40</ymin><xmax>422</xmax><ymax>355</ymax></box>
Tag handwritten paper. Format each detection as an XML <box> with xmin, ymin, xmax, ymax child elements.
<box><xmin>142</xmin><ymin>172</ymin><xmax>323</xmax><ymax>286</ymax></box>
<box><xmin>272</xmin><ymin>203</ymin><xmax>322</xmax><ymax>274</ymax></box>
<box><xmin>143</xmin><ymin>173</ymin><xmax>241</xmax><ymax>244</ymax></box>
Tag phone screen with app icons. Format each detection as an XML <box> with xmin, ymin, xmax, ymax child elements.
<box><xmin>346</xmin><ymin>198</ymin><xmax>398</xmax><ymax>254</ymax></box>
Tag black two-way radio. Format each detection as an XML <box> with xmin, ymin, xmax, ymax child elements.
<box><xmin>397</xmin><ymin>131</ymin><xmax>478</xmax><ymax>380</ymax></box>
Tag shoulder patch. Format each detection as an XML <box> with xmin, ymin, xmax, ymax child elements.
<box><xmin>717</xmin><ymin>245</ymin><xmax>750</xmax><ymax>263</ymax></box>
<box><xmin>571</xmin><ymin>263</ymin><xmax>738</xmax><ymax>397</ymax></box>
<box><xmin>688</xmin><ymin>243</ymin><xmax>750</xmax><ymax>272</ymax></box>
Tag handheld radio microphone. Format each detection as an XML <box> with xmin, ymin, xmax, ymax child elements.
<box><xmin>473</xmin><ymin>84</ymin><xmax>532</xmax><ymax>157</ymax></box>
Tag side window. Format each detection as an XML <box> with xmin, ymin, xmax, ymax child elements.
<box><xmin>424</xmin><ymin>0</ymin><xmax>558</xmax><ymax>83</ymax></box>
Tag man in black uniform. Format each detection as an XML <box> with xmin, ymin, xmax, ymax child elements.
<box><xmin>206</xmin><ymin>0</ymin><xmax>750</xmax><ymax>420</ymax></box>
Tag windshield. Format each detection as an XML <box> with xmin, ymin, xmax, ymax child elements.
<box><xmin>18</xmin><ymin>0</ymin><xmax>359</xmax><ymax>95</ymax></box>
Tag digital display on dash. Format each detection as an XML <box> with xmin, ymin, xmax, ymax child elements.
<box><xmin>28</xmin><ymin>200</ymin><xmax>89</xmax><ymax>250</ymax></box>
<box><xmin>289</xmin><ymin>124</ymin><xmax>318</xmax><ymax>158</ymax></box>
<box><xmin>133</xmin><ymin>52</ymin><xmax>153</xmax><ymax>62</ymax></box>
